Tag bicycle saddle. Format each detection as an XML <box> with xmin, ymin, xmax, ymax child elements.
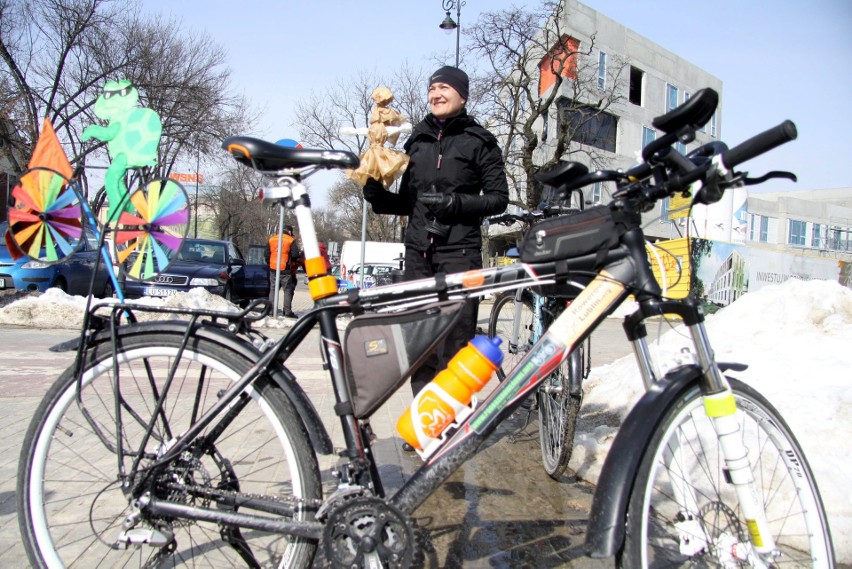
<box><xmin>222</xmin><ymin>136</ymin><xmax>360</xmax><ymax>172</ymax></box>
<box><xmin>535</xmin><ymin>161</ymin><xmax>589</xmax><ymax>187</ymax></box>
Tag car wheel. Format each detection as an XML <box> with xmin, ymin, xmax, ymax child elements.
<box><xmin>100</xmin><ymin>279</ymin><xmax>114</xmax><ymax>299</ymax></box>
<box><xmin>53</xmin><ymin>278</ymin><xmax>67</xmax><ymax>293</ymax></box>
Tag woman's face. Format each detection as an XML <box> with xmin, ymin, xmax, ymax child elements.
<box><xmin>428</xmin><ymin>82</ymin><xmax>466</xmax><ymax>119</ymax></box>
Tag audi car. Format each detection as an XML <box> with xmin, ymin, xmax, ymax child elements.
<box><xmin>121</xmin><ymin>238</ymin><xmax>269</xmax><ymax>305</ymax></box>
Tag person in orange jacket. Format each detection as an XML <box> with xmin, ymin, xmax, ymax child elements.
<box><xmin>268</xmin><ymin>225</ymin><xmax>301</xmax><ymax>317</ymax></box>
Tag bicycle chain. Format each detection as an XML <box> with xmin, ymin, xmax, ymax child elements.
<box><xmin>160</xmin><ymin>481</ymin><xmax>323</xmax><ymax>510</ymax></box>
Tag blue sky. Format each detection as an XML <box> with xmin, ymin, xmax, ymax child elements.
<box><xmin>145</xmin><ymin>0</ymin><xmax>851</xmax><ymax>204</ymax></box>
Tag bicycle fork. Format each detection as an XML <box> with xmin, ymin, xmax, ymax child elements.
<box><xmin>633</xmin><ymin>316</ymin><xmax>780</xmax><ymax>564</ymax></box>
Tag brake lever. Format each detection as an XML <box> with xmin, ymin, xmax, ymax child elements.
<box><xmin>742</xmin><ymin>170</ymin><xmax>798</xmax><ymax>186</ymax></box>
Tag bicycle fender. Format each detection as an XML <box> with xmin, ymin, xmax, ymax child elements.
<box><xmin>585</xmin><ymin>364</ymin><xmax>700</xmax><ymax>559</ymax></box>
<box><xmin>267</xmin><ymin>364</ymin><xmax>334</xmax><ymax>455</ymax></box>
<box><xmin>91</xmin><ymin>321</ymin><xmax>334</xmax><ymax>456</ymax></box>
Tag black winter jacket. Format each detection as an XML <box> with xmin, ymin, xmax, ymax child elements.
<box><xmin>367</xmin><ymin>111</ymin><xmax>509</xmax><ymax>252</ymax></box>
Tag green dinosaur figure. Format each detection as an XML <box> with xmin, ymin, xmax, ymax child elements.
<box><xmin>82</xmin><ymin>80</ymin><xmax>162</xmax><ymax>213</ymax></box>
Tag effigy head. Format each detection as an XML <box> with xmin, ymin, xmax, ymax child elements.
<box><xmin>371</xmin><ymin>86</ymin><xmax>394</xmax><ymax>106</ymax></box>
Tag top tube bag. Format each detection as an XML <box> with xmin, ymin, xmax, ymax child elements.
<box><xmin>519</xmin><ymin>205</ymin><xmax>619</xmax><ymax>264</ymax></box>
<box><xmin>343</xmin><ymin>300</ymin><xmax>464</xmax><ymax>418</ymax></box>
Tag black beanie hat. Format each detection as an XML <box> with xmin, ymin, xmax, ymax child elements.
<box><xmin>429</xmin><ymin>66</ymin><xmax>469</xmax><ymax>101</ymax></box>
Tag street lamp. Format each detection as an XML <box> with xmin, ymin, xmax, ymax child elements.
<box><xmin>439</xmin><ymin>0</ymin><xmax>464</xmax><ymax>67</ymax></box>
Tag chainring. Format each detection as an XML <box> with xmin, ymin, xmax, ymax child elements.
<box><xmin>323</xmin><ymin>496</ymin><xmax>418</xmax><ymax>568</ymax></box>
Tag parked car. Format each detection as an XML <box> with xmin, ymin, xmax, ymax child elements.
<box><xmin>0</xmin><ymin>221</ymin><xmax>113</xmax><ymax>298</ymax></box>
<box><xmin>121</xmin><ymin>238</ymin><xmax>269</xmax><ymax>305</ymax></box>
<box><xmin>345</xmin><ymin>263</ymin><xmax>401</xmax><ymax>288</ymax></box>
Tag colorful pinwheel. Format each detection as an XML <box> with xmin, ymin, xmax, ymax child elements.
<box><xmin>114</xmin><ymin>178</ymin><xmax>190</xmax><ymax>280</ymax></box>
<box><xmin>8</xmin><ymin>168</ymin><xmax>85</xmax><ymax>263</ymax></box>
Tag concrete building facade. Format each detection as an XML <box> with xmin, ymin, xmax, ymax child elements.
<box><xmin>489</xmin><ymin>0</ymin><xmax>723</xmax><ymax>254</ymax></box>
<box><xmin>745</xmin><ymin>188</ymin><xmax>852</xmax><ymax>261</ymax></box>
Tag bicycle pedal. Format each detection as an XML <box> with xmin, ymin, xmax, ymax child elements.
<box><xmin>113</xmin><ymin>527</ymin><xmax>173</xmax><ymax>549</ymax></box>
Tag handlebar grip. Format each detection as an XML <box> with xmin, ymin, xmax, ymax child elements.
<box><xmin>721</xmin><ymin>120</ymin><xmax>797</xmax><ymax>170</ymax></box>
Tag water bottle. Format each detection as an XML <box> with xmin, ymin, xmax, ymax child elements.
<box><xmin>397</xmin><ymin>336</ymin><xmax>503</xmax><ymax>454</ymax></box>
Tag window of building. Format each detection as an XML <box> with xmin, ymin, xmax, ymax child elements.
<box><xmin>598</xmin><ymin>51</ymin><xmax>607</xmax><ymax>89</ymax></box>
<box><xmin>666</xmin><ymin>83</ymin><xmax>679</xmax><ymax>113</ymax></box>
<box><xmin>676</xmin><ymin>141</ymin><xmax>687</xmax><ymax>155</ymax></box>
<box><xmin>629</xmin><ymin>66</ymin><xmax>644</xmax><ymax>106</ymax></box>
<box><xmin>592</xmin><ymin>182</ymin><xmax>603</xmax><ymax>203</ymax></box>
<box><xmin>642</xmin><ymin>126</ymin><xmax>656</xmax><ymax>149</ymax></box>
<box><xmin>557</xmin><ymin>98</ymin><xmax>618</xmax><ymax>153</ymax></box>
<box><xmin>812</xmin><ymin>224</ymin><xmax>823</xmax><ymax>248</ymax></box>
<box><xmin>749</xmin><ymin>214</ymin><xmax>758</xmax><ymax>241</ymax></box>
<box><xmin>830</xmin><ymin>227</ymin><xmax>850</xmax><ymax>251</ymax></box>
<box><xmin>759</xmin><ymin>216</ymin><xmax>769</xmax><ymax>242</ymax></box>
<box><xmin>684</xmin><ymin>91</ymin><xmax>690</xmax><ymax>103</ymax></box>
<box><xmin>711</xmin><ymin>111</ymin><xmax>717</xmax><ymax>137</ymax></box>
<box><xmin>788</xmin><ymin>219</ymin><xmax>807</xmax><ymax>245</ymax></box>
<box><xmin>538</xmin><ymin>35</ymin><xmax>580</xmax><ymax>96</ymax></box>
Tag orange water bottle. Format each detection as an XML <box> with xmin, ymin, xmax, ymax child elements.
<box><xmin>397</xmin><ymin>336</ymin><xmax>503</xmax><ymax>455</ymax></box>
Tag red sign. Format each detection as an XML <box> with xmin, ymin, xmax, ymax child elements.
<box><xmin>169</xmin><ymin>173</ymin><xmax>204</xmax><ymax>184</ymax></box>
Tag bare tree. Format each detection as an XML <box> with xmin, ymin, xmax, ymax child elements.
<box><xmin>325</xmin><ymin>176</ymin><xmax>401</xmax><ymax>242</ymax></box>
<box><xmin>467</xmin><ymin>0</ymin><xmax>626</xmax><ymax>209</ymax></box>
<box><xmin>0</xmin><ymin>0</ymin><xmax>253</xmax><ymax>195</ymax></box>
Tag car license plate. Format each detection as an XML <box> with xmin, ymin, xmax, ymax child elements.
<box><xmin>143</xmin><ymin>287</ymin><xmax>179</xmax><ymax>297</ymax></box>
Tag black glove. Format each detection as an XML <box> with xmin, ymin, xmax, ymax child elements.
<box><xmin>363</xmin><ymin>178</ymin><xmax>385</xmax><ymax>203</ymax></box>
<box><xmin>419</xmin><ymin>190</ymin><xmax>455</xmax><ymax>216</ymax></box>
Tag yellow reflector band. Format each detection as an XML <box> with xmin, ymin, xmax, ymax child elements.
<box><xmin>703</xmin><ymin>392</ymin><xmax>737</xmax><ymax>417</ymax></box>
<box><xmin>746</xmin><ymin>519</ymin><xmax>764</xmax><ymax>547</ymax></box>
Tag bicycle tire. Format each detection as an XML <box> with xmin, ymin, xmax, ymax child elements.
<box><xmin>538</xmin><ymin>347</ymin><xmax>583</xmax><ymax>479</ymax></box>
<box><xmin>487</xmin><ymin>290</ymin><xmax>535</xmax><ymax>381</ymax></box>
<box><xmin>18</xmin><ymin>331</ymin><xmax>322</xmax><ymax>568</ymax></box>
<box><xmin>620</xmin><ymin>378</ymin><xmax>834</xmax><ymax>567</ymax></box>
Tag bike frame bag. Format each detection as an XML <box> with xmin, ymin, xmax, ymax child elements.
<box><xmin>519</xmin><ymin>205</ymin><xmax>619</xmax><ymax>264</ymax></box>
<box><xmin>343</xmin><ymin>300</ymin><xmax>464</xmax><ymax>418</ymax></box>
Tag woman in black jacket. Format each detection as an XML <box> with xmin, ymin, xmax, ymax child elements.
<box><xmin>363</xmin><ymin>66</ymin><xmax>509</xmax><ymax>442</ymax></box>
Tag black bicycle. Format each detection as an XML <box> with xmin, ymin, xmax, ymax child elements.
<box><xmin>17</xmin><ymin>88</ymin><xmax>834</xmax><ymax>567</ymax></box>
<box><xmin>487</xmin><ymin>203</ymin><xmax>590</xmax><ymax>479</ymax></box>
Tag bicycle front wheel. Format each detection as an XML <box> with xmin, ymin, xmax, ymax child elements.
<box><xmin>18</xmin><ymin>330</ymin><xmax>322</xmax><ymax>568</ymax></box>
<box><xmin>621</xmin><ymin>378</ymin><xmax>834</xmax><ymax>567</ymax></box>
<box><xmin>487</xmin><ymin>290</ymin><xmax>535</xmax><ymax>381</ymax></box>
<box><xmin>538</xmin><ymin>346</ymin><xmax>583</xmax><ymax>479</ymax></box>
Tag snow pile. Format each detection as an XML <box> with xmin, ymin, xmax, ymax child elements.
<box><xmin>0</xmin><ymin>288</ymin><xmax>240</xmax><ymax>329</ymax></box>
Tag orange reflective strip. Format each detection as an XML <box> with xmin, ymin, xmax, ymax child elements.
<box><xmin>309</xmin><ymin>275</ymin><xmax>338</xmax><ymax>300</ymax></box>
<box><xmin>305</xmin><ymin>256</ymin><xmax>327</xmax><ymax>278</ymax></box>
<box><xmin>226</xmin><ymin>143</ymin><xmax>251</xmax><ymax>160</ymax></box>
<box><xmin>461</xmin><ymin>270</ymin><xmax>485</xmax><ymax>288</ymax></box>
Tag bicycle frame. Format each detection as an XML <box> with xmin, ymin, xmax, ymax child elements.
<box><xmin>86</xmin><ymin>168</ymin><xmax>776</xmax><ymax>561</ymax></box>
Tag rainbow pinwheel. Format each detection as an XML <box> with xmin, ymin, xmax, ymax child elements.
<box><xmin>114</xmin><ymin>178</ymin><xmax>190</xmax><ymax>280</ymax></box>
<box><xmin>8</xmin><ymin>168</ymin><xmax>84</xmax><ymax>263</ymax></box>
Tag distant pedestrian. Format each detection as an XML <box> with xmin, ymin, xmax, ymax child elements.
<box><xmin>268</xmin><ymin>225</ymin><xmax>300</xmax><ymax>317</ymax></box>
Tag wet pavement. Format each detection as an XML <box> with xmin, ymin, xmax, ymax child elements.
<box><xmin>0</xmin><ymin>283</ymin><xmax>630</xmax><ymax>567</ymax></box>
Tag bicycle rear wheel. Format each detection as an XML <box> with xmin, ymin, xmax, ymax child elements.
<box><xmin>18</xmin><ymin>330</ymin><xmax>322</xmax><ymax>568</ymax></box>
<box><xmin>538</xmin><ymin>346</ymin><xmax>583</xmax><ymax>479</ymax></box>
<box><xmin>487</xmin><ymin>290</ymin><xmax>535</xmax><ymax>381</ymax></box>
<box><xmin>620</xmin><ymin>379</ymin><xmax>834</xmax><ymax>567</ymax></box>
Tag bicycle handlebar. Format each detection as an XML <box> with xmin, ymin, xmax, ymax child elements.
<box><xmin>721</xmin><ymin>120</ymin><xmax>797</xmax><ymax>170</ymax></box>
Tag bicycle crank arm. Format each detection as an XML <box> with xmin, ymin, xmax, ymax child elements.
<box><xmin>142</xmin><ymin>495</ymin><xmax>324</xmax><ymax>539</ymax></box>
